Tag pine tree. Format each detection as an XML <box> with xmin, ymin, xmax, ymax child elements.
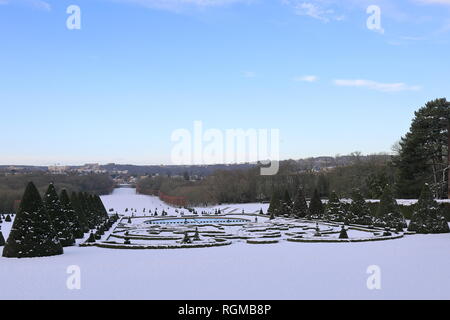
<box><xmin>326</xmin><ymin>191</ymin><xmax>345</xmax><ymax>222</ymax></box>
<box><xmin>349</xmin><ymin>190</ymin><xmax>373</xmax><ymax>226</ymax></box>
<box><xmin>5</xmin><ymin>214</ymin><xmax>11</xmax><ymax>222</ymax></box>
<box><xmin>70</xmin><ymin>192</ymin><xmax>89</xmax><ymax>233</ymax></box>
<box><xmin>394</xmin><ymin>98</ymin><xmax>450</xmax><ymax>198</ymax></box>
<box><xmin>60</xmin><ymin>190</ymin><xmax>84</xmax><ymax>239</ymax></box>
<box><xmin>3</xmin><ymin>182</ymin><xmax>63</xmax><ymax>258</ymax></box>
<box><xmin>408</xmin><ymin>184</ymin><xmax>450</xmax><ymax>233</ymax></box>
<box><xmin>374</xmin><ymin>186</ymin><xmax>406</xmax><ymax>230</ymax></box>
<box><xmin>308</xmin><ymin>189</ymin><xmax>324</xmax><ymax>219</ymax></box>
<box><xmin>268</xmin><ymin>190</ymin><xmax>281</xmax><ymax>216</ymax></box>
<box><xmin>292</xmin><ymin>188</ymin><xmax>309</xmax><ymax>218</ymax></box>
<box><xmin>43</xmin><ymin>184</ymin><xmax>74</xmax><ymax>247</ymax></box>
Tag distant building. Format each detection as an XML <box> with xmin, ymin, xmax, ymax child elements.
<box><xmin>48</xmin><ymin>166</ymin><xmax>69</xmax><ymax>174</ymax></box>
<box><xmin>75</xmin><ymin>163</ymin><xmax>107</xmax><ymax>174</ymax></box>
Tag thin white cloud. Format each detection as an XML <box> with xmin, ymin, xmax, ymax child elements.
<box><xmin>282</xmin><ymin>0</ymin><xmax>345</xmax><ymax>23</ymax></box>
<box><xmin>333</xmin><ymin>79</ymin><xmax>421</xmax><ymax>92</ymax></box>
<box><xmin>294</xmin><ymin>75</ymin><xmax>319</xmax><ymax>82</ymax></box>
<box><xmin>0</xmin><ymin>0</ymin><xmax>51</xmax><ymax>10</ymax></box>
<box><xmin>110</xmin><ymin>0</ymin><xmax>248</xmax><ymax>11</ymax></box>
<box><xmin>30</xmin><ymin>0</ymin><xmax>51</xmax><ymax>11</ymax></box>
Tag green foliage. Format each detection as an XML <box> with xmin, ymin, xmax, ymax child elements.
<box><xmin>439</xmin><ymin>203</ymin><xmax>450</xmax><ymax>221</ymax></box>
<box><xmin>408</xmin><ymin>184</ymin><xmax>450</xmax><ymax>233</ymax></box>
<box><xmin>292</xmin><ymin>188</ymin><xmax>308</xmax><ymax>218</ymax></box>
<box><xmin>3</xmin><ymin>182</ymin><xmax>63</xmax><ymax>258</ymax></box>
<box><xmin>366</xmin><ymin>172</ymin><xmax>389</xmax><ymax>199</ymax></box>
<box><xmin>326</xmin><ymin>191</ymin><xmax>345</xmax><ymax>222</ymax></box>
<box><xmin>136</xmin><ymin>154</ymin><xmax>395</xmax><ymax>206</ymax></box>
<box><xmin>0</xmin><ymin>229</ymin><xmax>5</xmax><ymax>246</ymax></box>
<box><xmin>60</xmin><ymin>189</ymin><xmax>84</xmax><ymax>239</ymax></box>
<box><xmin>268</xmin><ymin>190</ymin><xmax>282</xmax><ymax>216</ymax></box>
<box><xmin>374</xmin><ymin>186</ymin><xmax>406</xmax><ymax>229</ymax></box>
<box><xmin>70</xmin><ymin>192</ymin><xmax>89</xmax><ymax>233</ymax></box>
<box><xmin>339</xmin><ymin>226</ymin><xmax>349</xmax><ymax>239</ymax></box>
<box><xmin>43</xmin><ymin>184</ymin><xmax>74</xmax><ymax>247</ymax></box>
<box><xmin>280</xmin><ymin>190</ymin><xmax>292</xmax><ymax>215</ymax></box>
<box><xmin>86</xmin><ymin>232</ymin><xmax>96</xmax><ymax>243</ymax></box>
<box><xmin>0</xmin><ymin>173</ymin><xmax>114</xmax><ymax>213</ymax></box>
<box><xmin>308</xmin><ymin>189</ymin><xmax>324</xmax><ymax>219</ymax></box>
<box><xmin>348</xmin><ymin>190</ymin><xmax>373</xmax><ymax>226</ymax></box>
<box><xmin>394</xmin><ymin>98</ymin><xmax>450</xmax><ymax>199</ymax></box>
<box><xmin>182</xmin><ymin>231</ymin><xmax>192</xmax><ymax>244</ymax></box>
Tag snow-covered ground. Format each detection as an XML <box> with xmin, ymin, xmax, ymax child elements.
<box><xmin>1</xmin><ymin>187</ymin><xmax>450</xmax><ymax>300</ymax></box>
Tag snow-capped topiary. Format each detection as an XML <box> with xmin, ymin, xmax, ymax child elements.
<box><xmin>408</xmin><ymin>184</ymin><xmax>450</xmax><ymax>234</ymax></box>
<box><xmin>3</xmin><ymin>182</ymin><xmax>63</xmax><ymax>258</ymax></box>
<box><xmin>308</xmin><ymin>189</ymin><xmax>324</xmax><ymax>220</ymax></box>
<box><xmin>292</xmin><ymin>188</ymin><xmax>308</xmax><ymax>218</ymax></box>
<box><xmin>325</xmin><ymin>191</ymin><xmax>345</xmax><ymax>222</ymax></box>
<box><xmin>44</xmin><ymin>183</ymin><xmax>74</xmax><ymax>247</ymax></box>
<box><xmin>374</xmin><ymin>186</ymin><xmax>407</xmax><ymax>230</ymax></box>
<box><xmin>348</xmin><ymin>190</ymin><xmax>373</xmax><ymax>226</ymax></box>
<box><xmin>60</xmin><ymin>189</ymin><xmax>84</xmax><ymax>239</ymax></box>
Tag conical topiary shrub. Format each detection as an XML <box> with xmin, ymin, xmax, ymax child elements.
<box><xmin>408</xmin><ymin>184</ymin><xmax>450</xmax><ymax>234</ymax></box>
<box><xmin>292</xmin><ymin>188</ymin><xmax>309</xmax><ymax>218</ymax></box>
<box><xmin>349</xmin><ymin>190</ymin><xmax>373</xmax><ymax>226</ymax></box>
<box><xmin>280</xmin><ymin>190</ymin><xmax>292</xmax><ymax>216</ymax></box>
<box><xmin>3</xmin><ymin>182</ymin><xmax>63</xmax><ymax>258</ymax></box>
<box><xmin>182</xmin><ymin>231</ymin><xmax>192</xmax><ymax>244</ymax></box>
<box><xmin>268</xmin><ymin>190</ymin><xmax>282</xmax><ymax>217</ymax></box>
<box><xmin>86</xmin><ymin>232</ymin><xmax>96</xmax><ymax>243</ymax></box>
<box><xmin>60</xmin><ymin>190</ymin><xmax>84</xmax><ymax>239</ymax></box>
<box><xmin>326</xmin><ymin>191</ymin><xmax>345</xmax><ymax>222</ymax></box>
<box><xmin>0</xmin><ymin>227</ymin><xmax>5</xmax><ymax>246</ymax></box>
<box><xmin>70</xmin><ymin>192</ymin><xmax>89</xmax><ymax>233</ymax></box>
<box><xmin>193</xmin><ymin>228</ymin><xmax>200</xmax><ymax>241</ymax></box>
<box><xmin>308</xmin><ymin>189</ymin><xmax>324</xmax><ymax>220</ymax></box>
<box><xmin>44</xmin><ymin>184</ymin><xmax>74</xmax><ymax>247</ymax></box>
<box><xmin>339</xmin><ymin>226</ymin><xmax>349</xmax><ymax>239</ymax></box>
<box><xmin>374</xmin><ymin>186</ymin><xmax>406</xmax><ymax>230</ymax></box>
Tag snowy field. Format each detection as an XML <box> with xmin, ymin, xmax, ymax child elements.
<box><xmin>101</xmin><ymin>187</ymin><xmax>270</xmax><ymax>216</ymax></box>
<box><xmin>1</xmin><ymin>187</ymin><xmax>450</xmax><ymax>300</ymax></box>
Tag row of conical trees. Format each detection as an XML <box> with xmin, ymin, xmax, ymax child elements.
<box><xmin>1</xmin><ymin>181</ymin><xmax>114</xmax><ymax>258</ymax></box>
<box><xmin>268</xmin><ymin>184</ymin><xmax>449</xmax><ymax>234</ymax></box>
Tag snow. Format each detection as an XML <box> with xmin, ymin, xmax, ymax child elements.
<box><xmin>1</xmin><ymin>188</ymin><xmax>450</xmax><ymax>299</ymax></box>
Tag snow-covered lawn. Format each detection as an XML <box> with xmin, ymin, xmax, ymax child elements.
<box><xmin>1</xmin><ymin>234</ymin><xmax>450</xmax><ymax>299</ymax></box>
<box><xmin>1</xmin><ymin>187</ymin><xmax>450</xmax><ymax>300</ymax></box>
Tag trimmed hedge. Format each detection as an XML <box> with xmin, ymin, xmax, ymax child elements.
<box><xmin>247</xmin><ymin>239</ymin><xmax>279</xmax><ymax>244</ymax></box>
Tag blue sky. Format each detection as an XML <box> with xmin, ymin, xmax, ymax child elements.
<box><xmin>0</xmin><ymin>0</ymin><xmax>449</xmax><ymax>165</ymax></box>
